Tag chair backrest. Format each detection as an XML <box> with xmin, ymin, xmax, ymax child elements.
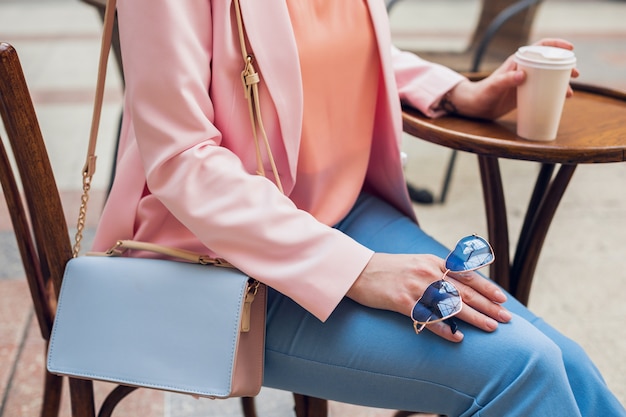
<box><xmin>468</xmin><ymin>0</ymin><xmax>544</xmax><ymax>69</ymax></box>
<box><xmin>0</xmin><ymin>42</ymin><xmax>73</xmax><ymax>339</ymax></box>
<box><xmin>387</xmin><ymin>0</ymin><xmax>543</xmax><ymax>72</ymax></box>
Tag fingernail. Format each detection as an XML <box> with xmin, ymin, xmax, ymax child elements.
<box><xmin>499</xmin><ymin>310</ymin><xmax>512</xmax><ymax>322</ymax></box>
<box><xmin>486</xmin><ymin>318</ymin><xmax>499</xmax><ymax>331</ymax></box>
<box><xmin>494</xmin><ymin>289</ymin><xmax>507</xmax><ymax>302</ymax></box>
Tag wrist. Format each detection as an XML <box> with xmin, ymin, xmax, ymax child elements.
<box><xmin>446</xmin><ymin>80</ymin><xmax>479</xmax><ymax>118</ymax></box>
<box><xmin>437</xmin><ymin>90</ymin><xmax>458</xmax><ymax>114</ymax></box>
<box><xmin>436</xmin><ymin>80</ymin><xmax>470</xmax><ymax>116</ymax></box>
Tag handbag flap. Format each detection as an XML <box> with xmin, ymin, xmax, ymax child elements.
<box><xmin>47</xmin><ymin>256</ymin><xmax>255</xmax><ymax>398</ymax></box>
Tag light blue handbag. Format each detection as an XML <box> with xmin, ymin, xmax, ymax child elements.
<box><xmin>47</xmin><ymin>241</ymin><xmax>266</xmax><ymax>398</ymax></box>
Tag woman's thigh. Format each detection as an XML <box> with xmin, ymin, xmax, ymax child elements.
<box><xmin>262</xmin><ymin>194</ymin><xmax>579</xmax><ymax>415</ymax></box>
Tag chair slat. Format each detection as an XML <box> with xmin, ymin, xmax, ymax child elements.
<box><xmin>0</xmin><ymin>43</ymin><xmax>73</xmax><ymax>300</ymax></box>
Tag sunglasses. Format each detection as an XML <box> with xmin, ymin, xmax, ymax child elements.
<box><xmin>411</xmin><ymin>234</ymin><xmax>495</xmax><ymax>334</ymax></box>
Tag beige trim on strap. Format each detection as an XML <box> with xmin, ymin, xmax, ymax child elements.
<box><xmin>233</xmin><ymin>0</ymin><xmax>284</xmax><ymax>193</ymax></box>
<box><xmin>87</xmin><ymin>240</ymin><xmax>234</xmax><ymax>268</ymax></box>
<box><xmin>73</xmin><ymin>0</ymin><xmax>117</xmax><ymax>257</ymax></box>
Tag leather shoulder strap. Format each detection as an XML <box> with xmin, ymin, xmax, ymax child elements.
<box><xmin>73</xmin><ymin>0</ymin><xmax>117</xmax><ymax>257</ymax></box>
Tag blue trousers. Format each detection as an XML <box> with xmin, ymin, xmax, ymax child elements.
<box><xmin>263</xmin><ymin>194</ymin><xmax>625</xmax><ymax>417</ymax></box>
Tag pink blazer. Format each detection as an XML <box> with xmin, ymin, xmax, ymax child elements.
<box><xmin>93</xmin><ymin>0</ymin><xmax>466</xmax><ymax>321</ymax></box>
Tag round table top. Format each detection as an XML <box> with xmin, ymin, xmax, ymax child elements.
<box><xmin>402</xmin><ymin>83</ymin><xmax>626</xmax><ymax>164</ymax></box>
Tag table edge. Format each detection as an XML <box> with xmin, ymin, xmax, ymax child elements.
<box><xmin>402</xmin><ymin>83</ymin><xmax>626</xmax><ymax>164</ymax></box>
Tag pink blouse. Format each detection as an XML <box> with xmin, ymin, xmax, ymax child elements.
<box><xmin>286</xmin><ymin>0</ymin><xmax>381</xmax><ymax>226</ymax></box>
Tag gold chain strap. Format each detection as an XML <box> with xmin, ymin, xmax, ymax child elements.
<box><xmin>72</xmin><ymin>171</ymin><xmax>92</xmax><ymax>257</ymax></box>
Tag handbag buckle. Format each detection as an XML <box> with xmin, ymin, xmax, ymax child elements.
<box><xmin>241</xmin><ymin>279</ymin><xmax>260</xmax><ymax>332</ymax></box>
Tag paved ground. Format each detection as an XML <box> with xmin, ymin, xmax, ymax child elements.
<box><xmin>1</xmin><ymin>0</ymin><xmax>624</xmax><ymax>416</ymax></box>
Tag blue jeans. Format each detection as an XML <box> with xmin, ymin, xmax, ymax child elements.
<box><xmin>263</xmin><ymin>193</ymin><xmax>625</xmax><ymax>416</ymax></box>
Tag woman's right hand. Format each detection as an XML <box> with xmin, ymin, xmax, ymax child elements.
<box><xmin>448</xmin><ymin>38</ymin><xmax>579</xmax><ymax>121</ymax></box>
<box><xmin>346</xmin><ymin>253</ymin><xmax>512</xmax><ymax>342</ymax></box>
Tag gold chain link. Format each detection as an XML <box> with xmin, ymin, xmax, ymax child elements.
<box><xmin>72</xmin><ymin>172</ymin><xmax>92</xmax><ymax>258</ymax></box>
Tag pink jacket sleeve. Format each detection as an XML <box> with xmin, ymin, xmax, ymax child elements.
<box><xmin>391</xmin><ymin>45</ymin><xmax>467</xmax><ymax>117</ymax></box>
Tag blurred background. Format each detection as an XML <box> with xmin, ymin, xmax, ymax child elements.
<box><xmin>1</xmin><ymin>0</ymin><xmax>624</xmax><ymax>415</ymax></box>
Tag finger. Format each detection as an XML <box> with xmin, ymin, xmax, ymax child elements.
<box><xmin>448</xmin><ymin>270</ymin><xmax>507</xmax><ymax>304</ymax></box>
<box><xmin>499</xmin><ymin>69</ymin><xmax>526</xmax><ymax>87</ymax></box>
<box><xmin>497</xmin><ymin>54</ymin><xmax>518</xmax><ymax>72</ymax></box>
<box><xmin>457</xmin><ymin>282</ymin><xmax>511</xmax><ymax>323</ymax></box>
<box><xmin>533</xmin><ymin>38</ymin><xmax>574</xmax><ymax>50</ymax></box>
<box><xmin>490</xmin><ymin>55</ymin><xmax>520</xmax><ymax>79</ymax></box>
<box><xmin>425</xmin><ymin>320</ymin><xmax>464</xmax><ymax>343</ymax></box>
<box><xmin>456</xmin><ymin>302</ymin><xmax>510</xmax><ymax>333</ymax></box>
<box><xmin>565</xmin><ymin>68</ymin><xmax>580</xmax><ymax>98</ymax></box>
<box><xmin>447</xmin><ymin>275</ymin><xmax>512</xmax><ymax>324</ymax></box>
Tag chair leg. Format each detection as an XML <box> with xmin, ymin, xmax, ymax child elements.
<box><xmin>293</xmin><ymin>393</ymin><xmax>328</xmax><ymax>417</ymax></box>
<box><xmin>98</xmin><ymin>385</ymin><xmax>138</xmax><ymax>417</ymax></box>
<box><xmin>68</xmin><ymin>378</ymin><xmax>96</xmax><ymax>417</ymax></box>
<box><xmin>240</xmin><ymin>397</ymin><xmax>258</xmax><ymax>417</ymax></box>
<box><xmin>438</xmin><ymin>150</ymin><xmax>458</xmax><ymax>204</ymax></box>
<box><xmin>40</xmin><ymin>371</ymin><xmax>63</xmax><ymax>417</ymax></box>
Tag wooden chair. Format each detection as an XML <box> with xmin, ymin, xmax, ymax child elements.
<box><xmin>0</xmin><ymin>42</ymin><xmax>70</xmax><ymax>417</ymax></box>
<box><xmin>388</xmin><ymin>0</ymin><xmax>544</xmax><ymax>204</ymax></box>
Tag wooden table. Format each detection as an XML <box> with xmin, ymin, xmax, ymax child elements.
<box><xmin>402</xmin><ymin>83</ymin><xmax>626</xmax><ymax>305</ymax></box>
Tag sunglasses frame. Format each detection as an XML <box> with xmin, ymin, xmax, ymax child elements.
<box><xmin>411</xmin><ymin>235</ymin><xmax>495</xmax><ymax>334</ymax></box>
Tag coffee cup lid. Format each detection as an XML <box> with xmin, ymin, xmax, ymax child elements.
<box><xmin>514</xmin><ymin>45</ymin><xmax>576</xmax><ymax>69</ymax></box>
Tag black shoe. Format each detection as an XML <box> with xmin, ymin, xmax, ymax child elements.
<box><xmin>407</xmin><ymin>183</ymin><xmax>434</xmax><ymax>205</ymax></box>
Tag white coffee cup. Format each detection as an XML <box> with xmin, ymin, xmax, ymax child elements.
<box><xmin>514</xmin><ymin>45</ymin><xmax>576</xmax><ymax>141</ymax></box>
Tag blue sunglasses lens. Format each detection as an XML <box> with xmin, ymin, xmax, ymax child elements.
<box><xmin>411</xmin><ymin>280</ymin><xmax>462</xmax><ymax>323</ymax></box>
<box><xmin>445</xmin><ymin>235</ymin><xmax>494</xmax><ymax>272</ymax></box>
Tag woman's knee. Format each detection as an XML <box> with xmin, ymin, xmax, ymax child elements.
<box><xmin>460</xmin><ymin>318</ymin><xmax>569</xmax><ymax>399</ymax></box>
<box><xmin>460</xmin><ymin>321</ymin><xmax>581</xmax><ymax>416</ymax></box>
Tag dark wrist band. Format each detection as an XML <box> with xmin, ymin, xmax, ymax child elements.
<box><xmin>438</xmin><ymin>91</ymin><xmax>457</xmax><ymax>114</ymax></box>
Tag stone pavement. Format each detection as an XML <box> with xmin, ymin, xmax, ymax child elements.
<box><xmin>1</xmin><ymin>0</ymin><xmax>625</xmax><ymax>416</ymax></box>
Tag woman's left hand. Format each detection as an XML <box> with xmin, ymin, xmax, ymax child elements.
<box><xmin>448</xmin><ymin>38</ymin><xmax>580</xmax><ymax>120</ymax></box>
